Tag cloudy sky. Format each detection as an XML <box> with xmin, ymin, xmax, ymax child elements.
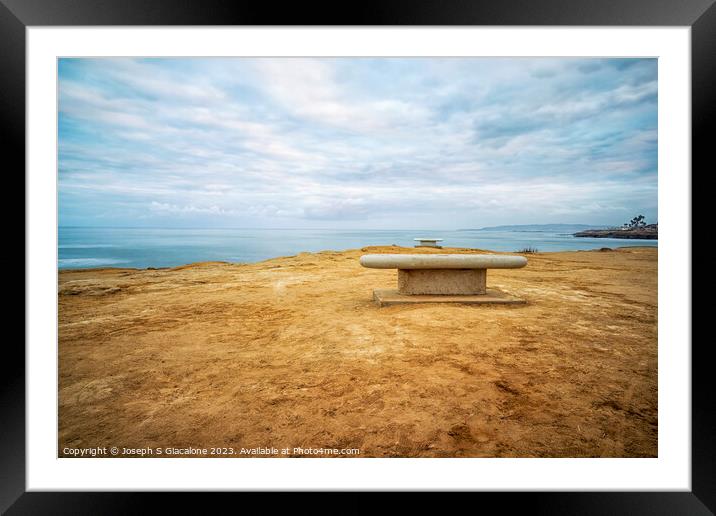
<box><xmin>58</xmin><ymin>58</ymin><xmax>657</xmax><ymax>229</ymax></box>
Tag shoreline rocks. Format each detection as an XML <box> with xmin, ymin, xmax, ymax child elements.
<box><xmin>574</xmin><ymin>225</ymin><xmax>657</xmax><ymax>240</ymax></box>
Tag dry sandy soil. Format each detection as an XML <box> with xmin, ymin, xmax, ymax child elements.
<box><xmin>59</xmin><ymin>246</ymin><xmax>657</xmax><ymax>458</ymax></box>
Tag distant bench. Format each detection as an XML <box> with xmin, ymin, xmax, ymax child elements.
<box><xmin>414</xmin><ymin>238</ymin><xmax>443</xmax><ymax>248</ymax></box>
<box><xmin>359</xmin><ymin>253</ymin><xmax>528</xmax><ymax>306</ymax></box>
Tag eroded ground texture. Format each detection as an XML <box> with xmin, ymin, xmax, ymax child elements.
<box><xmin>59</xmin><ymin>246</ymin><xmax>657</xmax><ymax>457</ymax></box>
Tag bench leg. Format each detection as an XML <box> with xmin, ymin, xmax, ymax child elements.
<box><xmin>397</xmin><ymin>269</ymin><xmax>486</xmax><ymax>295</ymax></box>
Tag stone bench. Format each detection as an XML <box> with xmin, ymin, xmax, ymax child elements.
<box><xmin>414</xmin><ymin>238</ymin><xmax>443</xmax><ymax>248</ymax></box>
<box><xmin>359</xmin><ymin>253</ymin><xmax>528</xmax><ymax>306</ymax></box>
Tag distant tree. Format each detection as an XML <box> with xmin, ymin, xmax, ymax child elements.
<box><xmin>628</xmin><ymin>215</ymin><xmax>646</xmax><ymax>228</ymax></box>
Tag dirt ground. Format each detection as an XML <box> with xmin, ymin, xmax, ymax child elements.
<box><xmin>58</xmin><ymin>246</ymin><xmax>657</xmax><ymax>458</ymax></box>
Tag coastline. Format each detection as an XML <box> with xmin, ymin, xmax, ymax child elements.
<box><xmin>58</xmin><ymin>227</ymin><xmax>658</xmax><ymax>270</ymax></box>
<box><xmin>57</xmin><ymin>244</ymin><xmax>658</xmax><ymax>273</ymax></box>
<box><xmin>574</xmin><ymin>228</ymin><xmax>658</xmax><ymax>240</ymax></box>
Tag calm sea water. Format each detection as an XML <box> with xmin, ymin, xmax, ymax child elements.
<box><xmin>58</xmin><ymin>227</ymin><xmax>658</xmax><ymax>270</ymax></box>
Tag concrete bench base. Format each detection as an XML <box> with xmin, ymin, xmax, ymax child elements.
<box><xmin>372</xmin><ymin>288</ymin><xmax>526</xmax><ymax>307</ymax></box>
<box><xmin>398</xmin><ymin>269</ymin><xmax>486</xmax><ymax>295</ymax></box>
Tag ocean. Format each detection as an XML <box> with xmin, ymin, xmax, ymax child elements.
<box><xmin>58</xmin><ymin>227</ymin><xmax>658</xmax><ymax>270</ymax></box>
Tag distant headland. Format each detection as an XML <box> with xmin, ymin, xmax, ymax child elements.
<box><xmin>455</xmin><ymin>219</ymin><xmax>658</xmax><ymax>240</ymax></box>
<box><xmin>574</xmin><ymin>225</ymin><xmax>658</xmax><ymax>239</ymax></box>
<box><xmin>574</xmin><ymin>216</ymin><xmax>657</xmax><ymax>239</ymax></box>
<box><xmin>459</xmin><ymin>224</ymin><xmax>601</xmax><ymax>232</ymax></box>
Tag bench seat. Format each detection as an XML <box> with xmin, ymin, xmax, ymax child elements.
<box><xmin>359</xmin><ymin>254</ymin><xmax>527</xmax><ymax>270</ymax></box>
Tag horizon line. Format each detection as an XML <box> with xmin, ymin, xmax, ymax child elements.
<box><xmin>57</xmin><ymin>222</ymin><xmax>612</xmax><ymax>231</ymax></box>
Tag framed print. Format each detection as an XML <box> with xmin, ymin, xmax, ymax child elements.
<box><xmin>4</xmin><ymin>0</ymin><xmax>712</xmax><ymax>511</ymax></box>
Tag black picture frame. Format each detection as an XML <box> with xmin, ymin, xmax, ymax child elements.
<box><xmin>4</xmin><ymin>0</ymin><xmax>710</xmax><ymax>511</ymax></box>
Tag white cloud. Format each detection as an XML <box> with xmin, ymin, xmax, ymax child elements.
<box><xmin>251</xmin><ymin>58</ymin><xmax>431</xmax><ymax>134</ymax></box>
<box><xmin>58</xmin><ymin>57</ymin><xmax>658</xmax><ymax>228</ymax></box>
